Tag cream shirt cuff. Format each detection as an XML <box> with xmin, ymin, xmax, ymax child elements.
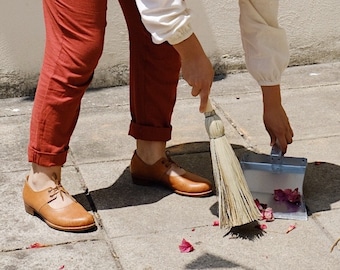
<box><xmin>136</xmin><ymin>0</ymin><xmax>193</xmax><ymax>45</ymax></box>
<box><xmin>167</xmin><ymin>23</ymin><xmax>193</xmax><ymax>45</ymax></box>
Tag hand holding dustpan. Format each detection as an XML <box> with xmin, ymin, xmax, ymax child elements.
<box><xmin>204</xmin><ymin>99</ymin><xmax>260</xmax><ymax>229</ymax></box>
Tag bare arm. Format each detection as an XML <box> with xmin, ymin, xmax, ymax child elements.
<box><xmin>173</xmin><ymin>34</ymin><xmax>214</xmax><ymax>113</ymax></box>
<box><xmin>261</xmin><ymin>85</ymin><xmax>294</xmax><ymax>154</ymax></box>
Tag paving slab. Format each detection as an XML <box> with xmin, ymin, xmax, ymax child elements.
<box><xmin>0</xmin><ymin>63</ymin><xmax>339</xmax><ymax>269</ymax></box>
<box><xmin>0</xmin><ymin>115</ymin><xmax>30</xmax><ymax>173</ymax></box>
<box><xmin>111</xmin><ymin>222</ymin><xmax>339</xmax><ymax>270</ymax></box>
<box><xmin>211</xmin><ymin>84</ymin><xmax>340</xmax><ymax>154</ymax></box>
<box><xmin>312</xmin><ymin>209</ymin><xmax>340</xmax><ymax>244</ymax></box>
<box><xmin>70</xmin><ymin>104</ymin><xmax>135</xmax><ymax>163</ymax></box>
<box><xmin>1</xmin><ymin>240</ymin><xmax>119</xmax><ymax>270</ymax></box>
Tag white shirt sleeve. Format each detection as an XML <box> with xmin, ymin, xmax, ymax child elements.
<box><xmin>136</xmin><ymin>0</ymin><xmax>194</xmax><ymax>45</ymax></box>
<box><xmin>239</xmin><ymin>0</ymin><xmax>289</xmax><ymax>86</ymax></box>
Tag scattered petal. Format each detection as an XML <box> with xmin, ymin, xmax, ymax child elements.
<box><xmin>273</xmin><ymin>189</ymin><xmax>286</xmax><ymax>201</ymax></box>
<box><xmin>29</xmin><ymin>242</ymin><xmax>47</xmax><ymax>249</ymax></box>
<box><xmin>263</xmin><ymin>207</ymin><xmax>274</xmax><ymax>222</ymax></box>
<box><xmin>179</xmin><ymin>239</ymin><xmax>194</xmax><ymax>253</ymax></box>
<box><xmin>59</xmin><ymin>266</ymin><xmax>65</xmax><ymax>270</ymax></box>
<box><xmin>191</xmin><ymin>228</ymin><xmax>195</xmax><ymax>231</ymax></box>
<box><xmin>286</xmin><ymin>224</ymin><xmax>296</xmax><ymax>234</ymax></box>
<box><xmin>213</xmin><ymin>220</ymin><xmax>219</xmax><ymax>227</ymax></box>
<box><xmin>254</xmin><ymin>198</ymin><xmax>267</xmax><ymax>211</ymax></box>
<box><xmin>255</xmin><ymin>199</ymin><xmax>274</xmax><ymax>222</ymax></box>
<box><xmin>274</xmin><ymin>188</ymin><xmax>301</xmax><ymax>204</ymax></box>
<box><xmin>254</xmin><ymin>198</ymin><xmax>261</xmax><ymax>209</ymax></box>
<box><xmin>314</xmin><ymin>161</ymin><xmax>325</xmax><ymax>165</ymax></box>
<box><xmin>256</xmin><ymin>224</ymin><xmax>267</xmax><ymax>230</ymax></box>
<box><xmin>286</xmin><ymin>188</ymin><xmax>301</xmax><ymax>203</ymax></box>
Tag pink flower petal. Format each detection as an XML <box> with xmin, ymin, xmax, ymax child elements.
<box><xmin>314</xmin><ymin>161</ymin><xmax>325</xmax><ymax>165</ymax></box>
<box><xmin>213</xmin><ymin>220</ymin><xmax>219</xmax><ymax>226</ymax></box>
<box><xmin>255</xmin><ymin>199</ymin><xmax>275</xmax><ymax>222</ymax></box>
<box><xmin>256</xmin><ymin>224</ymin><xmax>267</xmax><ymax>230</ymax></box>
<box><xmin>29</xmin><ymin>242</ymin><xmax>47</xmax><ymax>249</ymax></box>
<box><xmin>263</xmin><ymin>207</ymin><xmax>274</xmax><ymax>222</ymax></box>
<box><xmin>179</xmin><ymin>238</ymin><xmax>194</xmax><ymax>253</ymax></box>
<box><xmin>274</xmin><ymin>189</ymin><xmax>286</xmax><ymax>201</ymax></box>
<box><xmin>254</xmin><ymin>199</ymin><xmax>267</xmax><ymax>211</ymax></box>
<box><xmin>274</xmin><ymin>188</ymin><xmax>301</xmax><ymax>204</ymax></box>
<box><xmin>287</xmin><ymin>188</ymin><xmax>301</xmax><ymax>203</ymax></box>
<box><xmin>286</xmin><ymin>224</ymin><xmax>296</xmax><ymax>234</ymax></box>
<box><xmin>254</xmin><ymin>198</ymin><xmax>261</xmax><ymax>209</ymax></box>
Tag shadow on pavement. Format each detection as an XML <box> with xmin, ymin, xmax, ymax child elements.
<box><xmin>76</xmin><ymin>142</ymin><xmax>213</xmax><ymax>211</ymax></box>
<box><xmin>75</xmin><ymin>167</ymin><xmax>172</xmax><ymax>211</ymax></box>
<box><xmin>303</xmin><ymin>161</ymin><xmax>340</xmax><ymax>214</ymax></box>
<box><xmin>185</xmin><ymin>252</ymin><xmax>253</xmax><ymax>270</ymax></box>
<box><xmin>75</xmin><ymin>141</ymin><xmax>340</xmax><ymax>226</ymax></box>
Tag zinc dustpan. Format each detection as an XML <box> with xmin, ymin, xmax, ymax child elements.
<box><xmin>240</xmin><ymin>145</ymin><xmax>308</xmax><ymax>221</ymax></box>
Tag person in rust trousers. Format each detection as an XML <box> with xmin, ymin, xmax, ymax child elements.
<box><xmin>23</xmin><ymin>0</ymin><xmax>294</xmax><ymax>232</ymax></box>
<box><xmin>22</xmin><ymin>0</ymin><xmax>214</xmax><ymax>232</ymax></box>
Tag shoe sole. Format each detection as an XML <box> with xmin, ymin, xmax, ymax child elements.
<box><xmin>132</xmin><ymin>176</ymin><xmax>213</xmax><ymax>197</ymax></box>
<box><xmin>24</xmin><ymin>204</ymin><xmax>96</xmax><ymax>232</ymax></box>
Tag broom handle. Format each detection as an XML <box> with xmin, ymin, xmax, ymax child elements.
<box><xmin>205</xmin><ymin>98</ymin><xmax>214</xmax><ymax>113</ymax></box>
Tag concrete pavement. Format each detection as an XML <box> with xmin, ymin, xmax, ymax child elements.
<box><xmin>0</xmin><ymin>62</ymin><xmax>339</xmax><ymax>269</ymax></box>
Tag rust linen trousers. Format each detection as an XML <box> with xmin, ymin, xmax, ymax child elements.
<box><xmin>28</xmin><ymin>0</ymin><xmax>181</xmax><ymax>166</ymax></box>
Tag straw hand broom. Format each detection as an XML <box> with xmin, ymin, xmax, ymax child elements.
<box><xmin>204</xmin><ymin>99</ymin><xmax>260</xmax><ymax>229</ymax></box>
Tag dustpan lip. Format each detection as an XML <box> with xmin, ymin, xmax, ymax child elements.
<box><xmin>241</xmin><ymin>151</ymin><xmax>307</xmax><ymax>168</ymax></box>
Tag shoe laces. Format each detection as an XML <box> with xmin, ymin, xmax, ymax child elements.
<box><xmin>48</xmin><ymin>184</ymin><xmax>69</xmax><ymax>202</ymax></box>
<box><xmin>47</xmin><ymin>173</ymin><xmax>70</xmax><ymax>202</ymax></box>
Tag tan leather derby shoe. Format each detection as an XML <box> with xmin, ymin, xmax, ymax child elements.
<box><xmin>23</xmin><ymin>177</ymin><xmax>96</xmax><ymax>232</ymax></box>
<box><xmin>130</xmin><ymin>151</ymin><xmax>213</xmax><ymax>197</ymax></box>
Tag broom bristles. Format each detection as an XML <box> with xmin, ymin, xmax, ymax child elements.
<box><xmin>205</xmin><ymin>110</ymin><xmax>260</xmax><ymax>229</ymax></box>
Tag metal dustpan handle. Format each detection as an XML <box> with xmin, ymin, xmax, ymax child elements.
<box><xmin>270</xmin><ymin>143</ymin><xmax>283</xmax><ymax>172</ymax></box>
<box><xmin>270</xmin><ymin>143</ymin><xmax>282</xmax><ymax>157</ymax></box>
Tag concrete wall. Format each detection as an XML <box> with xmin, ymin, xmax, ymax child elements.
<box><xmin>1</xmin><ymin>0</ymin><xmax>339</xmax><ymax>98</ymax></box>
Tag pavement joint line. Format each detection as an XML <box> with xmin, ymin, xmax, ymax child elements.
<box><xmin>209</xmin><ymin>97</ymin><xmax>259</xmax><ymax>153</ymax></box>
<box><xmin>311</xmin><ymin>214</ymin><xmax>339</xmax><ymax>250</ymax></box>
<box><xmin>1</xmin><ymin>238</ymin><xmax>100</xmax><ymax>253</ymax></box>
<box><xmin>1</xmin><ymin>168</ymin><xmax>29</xmax><ymax>174</ymax></box>
<box><xmin>292</xmin><ymin>134</ymin><xmax>340</xmax><ymax>142</ymax></box>
<box><xmin>91</xmin><ymin>215</ymin><xmax>124</xmax><ymax>270</ymax></box>
<box><xmin>282</xmin><ymin>82</ymin><xmax>340</xmax><ymax>90</ymax></box>
<box><xmin>68</xmin><ymin>149</ymin><xmax>90</xmax><ymax>193</ymax></box>
<box><xmin>67</xmin><ymin>148</ymin><xmax>124</xmax><ymax>269</ymax></box>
